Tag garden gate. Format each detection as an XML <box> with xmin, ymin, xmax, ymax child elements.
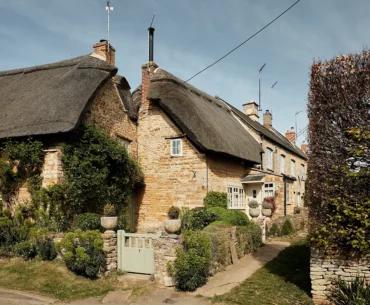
<box><xmin>117</xmin><ymin>230</ymin><xmax>158</xmax><ymax>275</ymax></box>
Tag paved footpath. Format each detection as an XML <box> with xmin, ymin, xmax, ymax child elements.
<box><xmin>0</xmin><ymin>240</ymin><xmax>289</xmax><ymax>305</ymax></box>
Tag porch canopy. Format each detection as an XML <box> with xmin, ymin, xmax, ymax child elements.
<box><xmin>241</xmin><ymin>174</ymin><xmax>265</xmax><ymax>184</ymax></box>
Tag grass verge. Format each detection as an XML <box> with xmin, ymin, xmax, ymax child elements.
<box><xmin>213</xmin><ymin>240</ymin><xmax>314</xmax><ymax>305</ymax></box>
<box><xmin>0</xmin><ymin>258</ymin><xmax>118</xmax><ymax>301</ymax></box>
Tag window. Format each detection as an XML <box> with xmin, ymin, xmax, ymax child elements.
<box><xmin>264</xmin><ymin>183</ymin><xmax>275</xmax><ymax>198</ymax></box>
<box><xmin>280</xmin><ymin>154</ymin><xmax>286</xmax><ymax>174</ymax></box>
<box><xmin>227</xmin><ymin>186</ymin><xmax>245</xmax><ymax>209</ymax></box>
<box><xmin>170</xmin><ymin>138</ymin><xmax>182</xmax><ymax>156</ymax></box>
<box><xmin>265</xmin><ymin>148</ymin><xmax>274</xmax><ymax>170</ymax></box>
<box><xmin>252</xmin><ymin>190</ymin><xmax>257</xmax><ymax>198</ymax></box>
<box><xmin>117</xmin><ymin>136</ymin><xmax>131</xmax><ymax>153</ymax></box>
<box><xmin>290</xmin><ymin>159</ymin><xmax>296</xmax><ymax>177</ymax></box>
<box><xmin>301</xmin><ymin>164</ymin><xmax>306</xmax><ymax>180</ymax></box>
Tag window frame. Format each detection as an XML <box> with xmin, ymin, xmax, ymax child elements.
<box><xmin>263</xmin><ymin>182</ymin><xmax>275</xmax><ymax>199</ymax></box>
<box><xmin>290</xmin><ymin>159</ymin><xmax>296</xmax><ymax>177</ymax></box>
<box><xmin>265</xmin><ymin>147</ymin><xmax>274</xmax><ymax>171</ymax></box>
<box><xmin>227</xmin><ymin>186</ymin><xmax>245</xmax><ymax>209</ymax></box>
<box><xmin>170</xmin><ymin>138</ymin><xmax>183</xmax><ymax>157</ymax></box>
<box><xmin>280</xmin><ymin>154</ymin><xmax>286</xmax><ymax>174</ymax></box>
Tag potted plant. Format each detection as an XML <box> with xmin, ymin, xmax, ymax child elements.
<box><xmin>294</xmin><ymin>206</ymin><xmax>301</xmax><ymax>214</ymax></box>
<box><xmin>262</xmin><ymin>201</ymin><xmax>273</xmax><ymax>217</ymax></box>
<box><xmin>101</xmin><ymin>203</ymin><xmax>117</xmax><ymax>230</ymax></box>
<box><xmin>164</xmin><ymin>206</ymin><xmax>181</xmax><ymax>234</ymax></box>
<box><xmin>248</xmin><ymin>200</ymin><xmax>260</xmax><ymax>217</ymax></box>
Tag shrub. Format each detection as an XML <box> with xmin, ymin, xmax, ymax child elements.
<box><xmin>172</xmin><ymin>230</ymin><xmax>211</xmax><ymax>291</ymax></box>
<box><xmin>268</xmin><ymin>223</ymin><xmax>281</xmax><ymax>237</ymax></box>
<box><xmin>168</xmin><ymin>206</ymin><xmax>180</xmax><ymax>219</ymax></box>
<box><xmin>14</xmin><ymin>240</ymin><xmax>37</xmax><ymax>260</ymax></box>
<box><xmin>207</xmin><ymin>207</ymin><xmax>250</xmax><ymax>226</ymax></box>
<box><xmin>203</xmin><ymin>223</ymin><xmax>232</xmax><ymax>271</ymax></box>
<box><xmin>203</xmin><ymin>192</ymin><xmax>227</xmax><ymax>209</ymax></box>
<box><xmin>181</xmin><ymin>208</ymin><xmax>217</xmax><ymax>231</ymax></box>
<box><xmin>236</xmin><ymin>223</ymin><xmax>263</xmax><ymax>257</ymax></box>
<box><xmin>329</xmin><ymin>277</ymin><xmax>370</xmax><ymax>305</ymax></box>
<box><xmin>262</xmin><ymin>197</ymin><xmax>276</xmax><ymax>213</ymax></box>
<box><xmin>103</xmin><ymin>203</ymin><xmax>116</xmax><ymax>217</ymax></box>
<box><xmin>0</xmin><ymin>216</ymin><xmax>29</xmax><ymax>247</ymax></box>
<box><xmin>36</xmin><ymin>237</ymin><xmax>57</xmax><ymax>261</ymax></box>
<box><xmin>58</xmin><ymin>230</ymin><xmax>105</xmax><ymax>279</ymax></box>
<box><xmin>281</xmin><ymin>219</ymin><xmax>294</xmax><ymax>236</ymax></box>
<box><xmin>74</xmin><ymin>213</ymin><xmax>101</xmax><ymax>231</ymax></box>
<box><xmin>248</xmin><ymin>200</ymin><xmax>259</xmax><ymax>208</ymax></box>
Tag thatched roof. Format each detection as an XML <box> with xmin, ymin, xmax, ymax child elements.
<box><xmin>0</xmin><ymin>55</ymin><xmax>119</xmax><ymax>139</ymax></box>
<box><xmin>147</xmin><ymin>69</ymin><xmax>262</xmax><ymax>164</ymax></box>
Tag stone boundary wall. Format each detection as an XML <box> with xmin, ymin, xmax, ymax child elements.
<box><xmin>153</xmin><ymin>234</ymin><xmax>181</xmax><ymax>286</ymax></box>
<box><xmin>102</xmin><ymin>230</ymin><xmax>117</xmax><ymax>275</ymax></box>
<box><xmin>310</xmin><ymin>250</ymin><xmax>370</xmax><ymax>304</ymax></box>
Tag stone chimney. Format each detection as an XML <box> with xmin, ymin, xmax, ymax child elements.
<box><xmin>263</xmin><ymin>110</ymin><xmax>272</xmax><ymax>128</ymax></box>
<box><xmin>91</xmin><ymin>39</ymin><xmax>115</xmax><ymax>65</ymax></box>
<box><xmin>242</xmin><ymin>101</ymin><xmax>259</xmax><ymax>121</ymax></box>
<box><xmin>300</xmin><ymin>143</ymin><xmax>308</xmax><ymax>154</ymax></box>
<box><xmin>285</xmin><ymin>127</ymin><xmax>296</xmax><ymax>143</ymax></box>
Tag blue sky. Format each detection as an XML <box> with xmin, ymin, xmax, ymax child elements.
<box><xmin>0</xmin><ymin>0</ymin><xmax>369</xmax><ymax>144</ymax></box>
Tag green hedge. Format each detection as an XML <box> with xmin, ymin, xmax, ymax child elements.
<box><xmin>207</xmin><ymin>207</ymin><xmax>250</xmax><ymax>226</ymax></box>
<box><xmin>172</xmin><ymin>230</ymin><xmax>211</xmax><ymax>291</ymax></box>
<box><xmin>57</xmin><ymin>230</ymin><xmax>105</xmax><ymax>279</ymax></box>
<box><xmin>203</xmin><ymin>192</ymin><xmax>227</xmax><ymax>209</ymax></box>
<box><xmin>181</xmin><ymin>208</ymin><xmax>217</xmax><ymax>231</ymax></box>
<box><xmin>74</xmin><ymin>213</ymin><xmax>101</xmax><ymax>231</ymax></box>
<box><xmin>308</xmin><ymin>51</ymin><xmax>370</xmax><ymax>254</ymax></box>
<box><xmin>235</xmin><ymin>223</ymin><xmax>263</xmax><ymax>257</ymax></box>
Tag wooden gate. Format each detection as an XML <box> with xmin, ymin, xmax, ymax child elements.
<box><xmin>117</xmin><ymin>230</ymin><xmax>158</xmax><ymax>275</ymax></box>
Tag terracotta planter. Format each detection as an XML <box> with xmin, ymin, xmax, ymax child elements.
<box><xmin>100</xmin><ymin>216</ymin><xmax>118</xmax><ymax>230</ymax></box>
<box><xmin>249</xmin><ymin>207</ymin><xmax>260</xmax><ymax>218</ymax></box>
<box><xmin>262</xmin><ymin>208</ymin><xmax>272</xmax><ymax>217</ymax></box>
<box><xmin>164</xmin><ymin>219</ymin><xmax>181</xmax><ymax>234</ymax></box>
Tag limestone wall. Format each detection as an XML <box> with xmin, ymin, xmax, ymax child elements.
<box><xmin>310</xmin><ymin>250</ymin><xmax>370</xmax><ymax>304</ymax></box>
<box><xmin>102</xmin><ymin>230</ymin><xmax>118</xmax><ymax>275</ymax></box>
<box><xmin>41</xmin><ymin>147</ymin><xmax>64</xmax><ymax>188</ymax></box>
<box><xmin>82</xmin><ymin>78</ymin><xmax>138</xmax><ymax>159</ymax></box>
<box><xmin>153</xmin><ymin>234</ymin><xmax>181</xmax><ymax>286</ymax></box>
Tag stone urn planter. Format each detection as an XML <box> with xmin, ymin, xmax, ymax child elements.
<box><xmin>249</xmin><ymin>208</ymin><xmax>260</xmax><ymax>218</ymax></box>
<box><xmin>262</xmin><ymin>208</ymin><xmax>272</xmax><ymax>217</ymax></box>
<box><xmin>164</xmin><ymin>219</ymin><xmax>181</xmax><ymax>234</ymax></box>
<box><xmin>101</xmin><ymin>203</ymin><xmax>117</xmax><ymax>230</ymax></box>
<box><xmin>101</xmin><ymin>216</ymin><xmax>118</xmax><ymax>230</ymax></box>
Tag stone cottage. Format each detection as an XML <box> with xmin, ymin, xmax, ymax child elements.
<box><xmin>135</xmin><ymin>62</ymin><xmax>307</xmax><ymax>232</ymax></box>
<box><xmin>0</xmin><ymin>40</ymin><xmax>138</xmax><ymax>204</ymax></box>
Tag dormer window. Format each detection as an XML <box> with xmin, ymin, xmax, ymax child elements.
<box><xmin>170</xmin><ymin>138</ymin><xmax>182</xmax><ymax>157</ymax></box>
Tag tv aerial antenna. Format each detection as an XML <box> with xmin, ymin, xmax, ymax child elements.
<box><xmin>105</xmin><ymin>1</ymin><xmax>114</xmax><ymax>50</ymax></box>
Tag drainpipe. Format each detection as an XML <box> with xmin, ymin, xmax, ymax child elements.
<box><xmin>284</xmin><ymin>179</ymin><xmax>287</xmax><ymax>216</ymax></box>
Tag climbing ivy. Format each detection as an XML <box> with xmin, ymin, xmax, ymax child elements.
<box><xmin>0</xmin><ymin>139</ymin><xmax>44</xmax><ymax>204</ymax></box>
<box><xmin>57</xmin><ymin>125</ymin><xmax>143</xmax><ymax>220</ymax></box>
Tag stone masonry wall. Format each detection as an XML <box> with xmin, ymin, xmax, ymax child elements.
<box><xmin>310</xmin><ymin>250</ymin><xmax>370</xmax><ymax>304</ymax></box>
<box><xmin>83</xmin><ymin>78</ymin><xmax>138</xmax><ymax>159</ymax></box>
<box><xmin>153</xmin><ymin>234</ymin><xmax>181</xmax><ymax>286</ymax></box>
<box><xmin>102</xmin><ymin>230</ymin><xmax>117</xmax><ymax>275</ymax></box>
<box><xmin>41</xmin><ymin>147</ymin><xmax>64</xmax><ymax>188</ymax></box>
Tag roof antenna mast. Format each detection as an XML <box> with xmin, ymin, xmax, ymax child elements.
<box><xmin>258</xmin><ymin>63</ymin><xmax>266</xmax><ymax>111</ymax></box>
<box><xmin>148</xmin><ymin>14</ymin><xmax>156</xmax><ymax>62</ymax></box>
<box><xmin>105</xmin><ymin>1</ymin><xmax>114</xmax><ymax>51</ymax></box>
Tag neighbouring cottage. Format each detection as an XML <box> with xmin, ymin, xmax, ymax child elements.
<box><xmin>135</xmin><ymin>61</ymin><xmax>307</xmax><ymax>232</ymax></box>
<box><xmin>0</xmin><ymin>40</ymin><xmax>138</xmax><ymax>205</ymax></box>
